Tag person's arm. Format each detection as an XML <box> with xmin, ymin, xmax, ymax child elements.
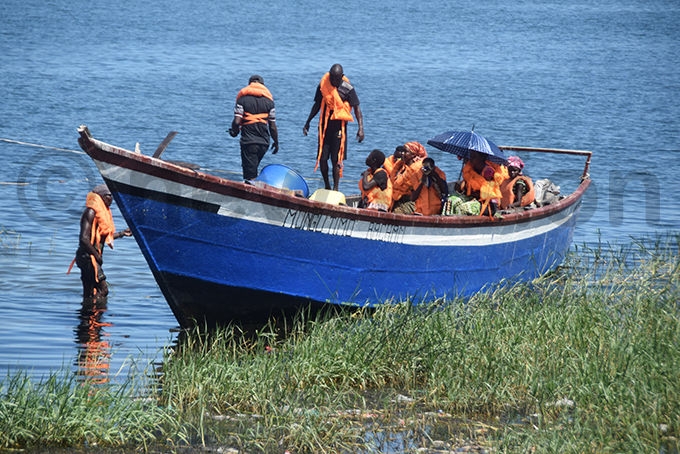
<box><xmin>229</xmin><ymin>115</ymin><xmax>241</xmax><ymax>137</ymax></box>
<box><xmin>303</xmin><ymin>101</ymin><xmax>321</xmax><ymax>136</ymax></box>
<box><xmin>79</xmin><ymin>209</ymin><xmax>102</xmax><ymax>265</ymax></box>
<box><xmin>113</xmin><ymin>228</ymin><xmax>132</xmax><ymax>240</ymax></box>
<box><xmin>510</xmin><ymin>181</ymin><xmax>525</xmax><ymax>207</ymax></box>
<box><xmin>410</xmin><ymin>180</ymin><xmax>425</xmax><ymax>202</ymax></box>
<box><xmin>269</xmin><ymin>120</ymin><xmax>279</xmax><ymax>154</ymax></box>
<box><xmin>353</xmin><ymin>105</ymin><xmax>364</xmax><ymax>143</ymax></box>
<box><xmin>432</xmin><ymin>169</ymin><xmax>448</xmax><ymax>197</ymax></box>
<box><xmin>361</xmin><ymin>170</ymin><xmax>376</xmax><ymax>192</ymax></box>
<box><xmin>303</xmin><ymin>88</ymin><xmax>322</xmax><ymax>136</ymax></box>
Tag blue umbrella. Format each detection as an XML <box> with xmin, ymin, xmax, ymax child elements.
<box><xmin>427</xmin><ymin>129</ymin><xmax>507</xmax><ymax>165</ymax></box>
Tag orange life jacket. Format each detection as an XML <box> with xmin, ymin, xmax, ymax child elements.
<box><xmin>383</xmin><ymin>155</ymin><xmax>398</xmax><ymax>174</ymax></box>
<box><xmin>236</xmin><ymin>83</ymin><xmax>274</xmax><ymax>125</ymax></box>
<box><xmin>461</xmin><ymin>161</ymin><xmax>508</xmax><ymax>218</ymax></box>
<box><xmin>236</xmin><ymin>83</ymin><xmax>273</xmax><ymax>101</ymax></box>
<box><xmin>462</xmin><ymin>160</ymin><xmax>508</xmax><ymax>195</ymax></box>
<box><xmin>413</xmin><ymin>167</ymin><xmax>446</xmax><ymax>216</ymax></box>
<box><xmin>67</xmin><ymin>192</ymin><xmax>116</xmax><ymax>284</ymax></box>
<box><xmin>314</xmin><ymin>72</ymin><xmax>354</xmax><ymax>177</ymax></box>
<box><xmin>391</xmin><ymin>160</ymin><xmax>423</xmax><ymax>202</ymax></box>
<box><xmin>500</xmin><ymin>175</ymin><xmax>535</xmax><ymax>209</ymax></box>
<box><xmin>359</xmin><ymin>168</ymin><xmax>393</xmax><ymax>210</ymax></box>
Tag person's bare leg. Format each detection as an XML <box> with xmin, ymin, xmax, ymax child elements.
<box><xmin>319</xmin><ymin>160</ymin><xmax>331</xmax><ymax>190</ymax></box>
<box><xmin>95</xmin><ymin>280</ymin><xmax>109</xmax><ymax>298</ymax></box>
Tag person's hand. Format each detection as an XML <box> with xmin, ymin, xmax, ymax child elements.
<box><xmin>303</xmin><ymin>122</ymin><xmax>310</xmax><ymax>136</ymax></box>
<box><xmin>95</xmin><ymin>253</ymin><xmax>103</xmax><ymax>266</ymax></box>
<box><xmin>228</xmin><ymin>128</ymin><xmax>238</xmax><ymax>137</ymax></box>
<box><xmin>271</xmin><ymin>142</ymin><xmax>279</xmax><ymax>154</ymax></box>
<box><xmin>356</xmin><ymin>129</ymin><xmax>364</xmax><ymax>143</ymax></box>
<box><xmin>122</xmin><ymin>228</ymin><xmax>132</xmax><ymax>237</ymax></box>
<box><xmin>361</xmin><ymin>169</ymin><xmax>370</xmax><ymax>178</ymax></box>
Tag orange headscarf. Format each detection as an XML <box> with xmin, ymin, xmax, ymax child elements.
<box><xmin>404</xmin><ymin>141</ymin><xmax>427</xmax><ymax>162</ymax></box>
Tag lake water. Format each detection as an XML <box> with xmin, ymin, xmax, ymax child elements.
<box><xmin>1</xmin><ymin>0</ymin><xmax>679</xmax><ymax>380</ymax></box>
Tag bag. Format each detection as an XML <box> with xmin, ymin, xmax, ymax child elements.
<box><xmin>441</xmin><ymin>193</ymin><xmax>466</xmax><ymax>216</ymax></box>
<box><xmin>455</xmin><ymin>200</ymin><xmax>481</xmax><ymax>216</ymax></box>
<box><xmin>533</xmin><ymin>179</ymin><xmax>561</xmax><ymax>206</ymax></box>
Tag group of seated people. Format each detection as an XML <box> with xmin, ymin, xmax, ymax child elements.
<box><xmin>358</xmin><ymin>142</ymin><xmax>534</xmax><ymax>217</ymax></box>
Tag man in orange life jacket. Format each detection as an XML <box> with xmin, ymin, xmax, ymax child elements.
<box><xmin>229</xmin><ymin>75</ymin><xmax>279</xmax><ymax>180</ymax></box>
<box><xmin>303</xmin><ymin>64</ymin><xmax>364</xmax><ymax>191</ymax></box>
<box><xmin>72</xmin><ymin>184</ymin><xmax>131</xmax><ymax>298</ymax></box>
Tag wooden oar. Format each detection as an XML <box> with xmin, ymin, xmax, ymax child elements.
<box><xmin>152</xmin><ymin>131</ymin><xmax>178</xmax><ymax>158</ymax></box>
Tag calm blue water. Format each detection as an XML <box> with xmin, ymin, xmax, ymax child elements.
<box><xmin>1</xmin><ymin>0</ymin><xmax>678</xmax><ymax>380</ymax></box>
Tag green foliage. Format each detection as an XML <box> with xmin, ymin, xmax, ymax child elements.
<box><xmin>1</xmin><ymin>235</ymin><xmax>678</xmax><ymax>453</ymax></box>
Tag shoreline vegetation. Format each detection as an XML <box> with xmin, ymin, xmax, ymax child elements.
<box><xmin>1</xmin><ymin>235</ymin><xmax>678</xmax><ymax>453</ymax></box>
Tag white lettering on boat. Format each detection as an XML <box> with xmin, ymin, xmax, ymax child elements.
<box><xmin>282</xmin><ymin>210</ymin><xmax>356</xmax><ymax>237</ymax></box>
<box><xmin>365</xmin><ymin>223</ymin><xmax>406</xmax><ymax>243</ymax></box>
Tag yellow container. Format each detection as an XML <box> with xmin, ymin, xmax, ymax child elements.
<box><xmin>309</xmin><ymin>189</ymin><xmax>346</xmax><ymax>205</ymax></box>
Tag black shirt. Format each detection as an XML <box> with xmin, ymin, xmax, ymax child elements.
<box><xmin>234</xmin><ymin>95</ymin><xmax>276</xmax><ymax>146</ymax></box>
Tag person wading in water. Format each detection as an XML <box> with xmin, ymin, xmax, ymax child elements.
<box><xmin>68</xmin><ymin>184</ymin><xmax>131</xmax><ymax>298</ymax></box>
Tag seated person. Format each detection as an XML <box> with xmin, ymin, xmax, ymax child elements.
<box><xmin>500</xmin><ymin>156</ymin><xmax>535</xmax><ymax>209</ymax></box>
<box><xmin>359</xmin><ymin>149</ymin><xmax>392</xmax><ymax>212</ymax></box>
<box><xmin>382</xmin><ymin>145</ymin><xmax>404</xmax><ymax>174</ymax></box>
<box><xmin>404</xmin><ymin>141</ymin><xmax>427</xmax><ymax>162</ymax></box>
<box><xmin>461</xmin><ymin>150</ymin><xmax>508</xmax><ymax>217</ymax></box>
<box><xmin>410</xmin><ymin>157</ymin><xmax>447</xmax><ymax>216</ymax></box>
<box><xmin>389</xmin><ymin>144</ymin><xmax>423</xmax><ymax>214</ymax></box>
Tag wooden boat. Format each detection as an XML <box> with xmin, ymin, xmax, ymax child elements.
<box><xmin>77</xmin><ymin>125</ymin><xmax>592</xmax><ymax>328</ymax></box>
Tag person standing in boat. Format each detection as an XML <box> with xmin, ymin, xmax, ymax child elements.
<box><xmin>228</xmin><ymin>75</ymin><xmax>279</xmax><ymax>181</ymax></box>
<box><xmin>69</xmin><ymin>184</ymin><xmax>131</xmax><ymax>298</ymax></box>
<box><xmin>303</xmin><ymin>64</ymin><xmax>364</xmax><ymax>191</ymax></box>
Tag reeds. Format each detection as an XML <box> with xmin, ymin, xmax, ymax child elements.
<box><xmin>161</xmin><ymin>234</ymin><xmax>680</xmax><ymax>453</ymax></box>
<box><xmin>0</xmin><ymin>361</ymin><xmax>183</xmax><ymax>450</ymax></box>
<box><xmin>1</xmin><ymin>234</ymin><xmax>678</xmax><ymax>453</ymax></box>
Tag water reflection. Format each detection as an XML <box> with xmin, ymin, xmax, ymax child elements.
<box><xmin>73</xmin><ymin>298</ymin><xmax>112</xmax><ymax>385</ymax></box>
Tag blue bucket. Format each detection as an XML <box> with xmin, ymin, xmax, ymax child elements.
<box><xmin>254</xmin><ymin>164</ymin><xmax>309</xmax><ymax>198</ymax></box>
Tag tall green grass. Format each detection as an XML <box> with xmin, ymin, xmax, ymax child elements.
<box><xmin>0</xmin><ymin>362</ymin><xmax>183</xmax><ymax>450</ymax></box>
<box><xmin>161</xmin><ymin>235</ymin><xmax>679</xmax><ymax>453</ymax></box>
<box><xmin>2</xmin><ymin>235</ymin><xmax>678</xmax><ymax>453</ymax></box>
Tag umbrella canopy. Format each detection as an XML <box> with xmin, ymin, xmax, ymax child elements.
<box><xmin>427</xmin><ymin>130</ymin><xmax>508</xmax><ymax>165</ymax></box>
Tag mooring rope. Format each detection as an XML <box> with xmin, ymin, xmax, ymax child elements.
<box><xmin>0</xmin><ymin>137</ymin><xmax>334</xmax><ymax>185</ymax></box>
<box><xmin>0</xmin><ymin>137</ymin><xmax>86</xmax><ymax>155</ymax></box>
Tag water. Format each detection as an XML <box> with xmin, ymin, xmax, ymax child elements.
<box><xmin>1</xmin><ymin>0</ymin><xmax>678</xmax><ymax>380</ymax></box>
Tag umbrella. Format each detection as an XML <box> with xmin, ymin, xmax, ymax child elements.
<box><xmin>427</xmin><ymin>129</ymin><xmax>507</xmax><ymax>165</ymax></box>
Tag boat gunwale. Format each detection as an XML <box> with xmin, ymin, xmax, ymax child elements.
<box><xmin>78</xmin><ymin>126</ymin><xmax>591</xmax><ymax>229</ymax></box>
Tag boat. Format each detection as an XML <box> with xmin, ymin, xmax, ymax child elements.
<box><xmin>77</xmin><ymin>125</ymin><xmax>592</xmax><ymax>328</ymax></box>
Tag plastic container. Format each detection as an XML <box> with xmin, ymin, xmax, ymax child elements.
<box><xmin>254</xmin><ymin>164</ymin><xmax>309</xmax><ymax>198</ymax></box>
<box><xmin>309</xmin><ymin>189</ymin><xmax>346</xmax><ymax>205</ymax></box>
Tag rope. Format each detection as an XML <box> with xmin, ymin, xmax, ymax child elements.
<box><xmin>0</xmin><ymin>137</ymin><xmax>88</xmax><ymax>186</ymax></box>
<box><xmin>0</xmin><ymin>137</ymin><xmax>86</xmax><ymax>155</ymax></box>
<box><xmin>0</xmin><ymin>137</ymin><xmax>348</xmax><ymax>185</ymax></box>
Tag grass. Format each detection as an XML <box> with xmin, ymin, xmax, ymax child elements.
<box><xmin>1</xmin><ymin>234</ymin><xmax>678</xmax><ymax>453</ymax></box>
<box><xmin>0</xmin><ymin>226</ymin><xmax>21</xmax><ymax>252</ymax></box>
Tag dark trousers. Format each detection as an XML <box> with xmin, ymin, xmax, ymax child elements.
<box><xmin>240</xmin><ymin>143</ymin><xmax>269</xmax><ymax>180</ymax></box>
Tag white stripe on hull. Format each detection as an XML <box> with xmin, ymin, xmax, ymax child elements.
<box><xmin>96</xmin><ymin>160</ymin><xmax>577</xmax><ymax>247</ymax></box>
